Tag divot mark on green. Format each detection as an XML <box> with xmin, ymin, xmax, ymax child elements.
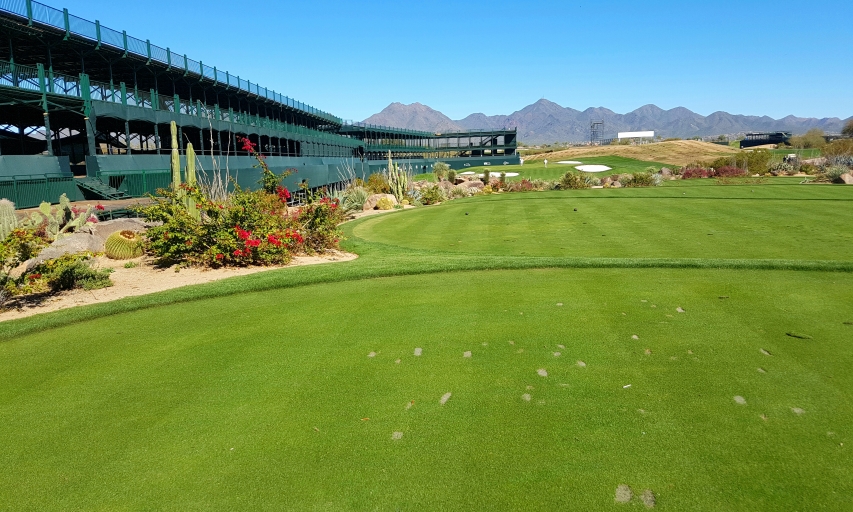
<box><xmin>522</xmin><ymin>393</ymin><xmax>532</xmax><ymax>402</ymax></box>
<box><xmin>577</xmin><ymin>360</ymin><xmax>587</xmax><ymax>367</ymax></box>
<box><xmin>786</xmin><ymin>331</ymin><xmax>812</xmax><ymax>339</ymax></box>
<box><xmin>791</xmin><ymin>407</ymin><xmax>805</xmax><ymax>415</ymax></box>
<box><xmin>392</xmin><ymin>431</ymin><xmax>403</xmax><ymax>440</ymax></box>
<box><xmin>537</xmin><ymin>369</ymin><xmax>548</xmax><ymax>377</ymax></box>
<box><xmin>440</xmin><ymin>392</ymin><xmax>452</xmax><ymax>405</ymax></box>
<box><xmin>760</xmin><ymin>348</ymin><xmax>772</xmax><ymax>356</ymax></box>
<box><xmin>615</xmin><ymin>484</ymin><xmax>634</xmax><ymax>503</ymax></box>
<box><xmin>734</xmin><ymin>396</ymin><xmax>747</xmax><ymax>405</ymax></box>
<box><xmin>463</xmin><ymin>351</ymin><xmax>471</xmax><ymax>358</ymax></box>
<box><xmin>641</xmin><ymin>489</ymin><xmax>657</xmax><ymax>508</ymax></box>
<box><xmin>414</xmin><ymin>347</ymin><xmax>422</xmax><ymax>356</ymax></box>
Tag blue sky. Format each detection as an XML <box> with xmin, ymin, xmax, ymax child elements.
<box><xmin>51</xmin><ymin>0</ymin><xmax>852</xmax><ymax>121</ymax></box>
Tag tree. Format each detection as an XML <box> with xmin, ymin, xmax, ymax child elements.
<box><xmin>789</xmin><ymin>128</ymin><xmax>826</xmax><ymax>149</ymax></box>
<box><xmin>842</xmin><ymin>119</ymin><xmax>853</xmax><ymax>138</ymax></box>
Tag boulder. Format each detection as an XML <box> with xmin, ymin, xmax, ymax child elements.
<box><xmin>459</xmin><ymin>180</ymin><xmax>484</xmax><ymax>191</ymax></box>
<box><xmin>660</xmin><ymin>167</ymin><xmax>672</xmax><ymax>176</ymax></box>
<box><xmin>363</xmin><ymin>193</ymin><xmax>398</xmax><ymax>211</ymax></box>
<box><xmin>24</xmin><ymin>218</ymin><xmax>150</xmax><ymax>270</ymax></box>
<box><xmin>841</xmin><ymin>173</ymin><xmax>853</xmax><ymax>185</ymax></box>
<box><xmin>438</xmin><ymin>180</ymin><xmax>455</xmax><ymax>193</ymax></box>
<box><xmin>611</xmin><ymin>181</ymin><xmax>622</xmax><ymax>188</ymax></box>
<box><xmin>453</xmin><ymin>177</ymin><xmax>467</xmax><ymax>185</ymax></box>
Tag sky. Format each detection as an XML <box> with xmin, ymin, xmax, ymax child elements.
<box><xmin>50</xmin><ymin>0</ymin><xmax>853</xmax><ymax>122</ymax></box>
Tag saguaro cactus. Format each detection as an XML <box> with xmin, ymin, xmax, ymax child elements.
<box><xmin>185</xmin><ymin>143</ymin><xmax>199</xmax><ymax>220</ymax></box>
<box><xmin>170</xmin><ymin>121</ymin><xmax>181</xmax><ymax>192</ymax></box>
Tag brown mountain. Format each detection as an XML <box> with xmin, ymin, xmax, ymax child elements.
<box><xmin>363</xmin><ymin>99</ymin><xmax>852</xmax><ymax>144</ymax></box>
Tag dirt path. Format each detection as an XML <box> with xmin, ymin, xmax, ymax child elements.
<box><xmin>1</xmin><ymin>251</ymin><xmax>357</xmax><ymax>322</ymax></box>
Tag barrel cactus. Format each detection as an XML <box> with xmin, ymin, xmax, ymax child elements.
<box><xmin>104</xmin><ymin>230</ymin><xmax>143</xmax><ymax>260</ymax></box>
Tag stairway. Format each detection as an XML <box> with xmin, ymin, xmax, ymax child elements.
<box><xmin>75</xmin><ymin>177</ymin><xmax>130</xmax><ymax>201</ymax></box>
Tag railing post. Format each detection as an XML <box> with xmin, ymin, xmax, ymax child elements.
<box><xmin>146</xmin><ymin>40</ymin><xmax>151</xmax><ymax>64</ymax></box>
<box><xmin>173</xmin><ymin>94</ymin><xmax>180</xmax><ymax>114</ymax></box>
<box><xmin>166</xmin><ymin>48</ymin><xmax>171</xmax><ymax>69</ymax></box>
<box><xmin>62</xmin><ymin>8</ymin><xmax>70</xmax><ymax>40</ymax></box>
<box><xmin>150</xmin><ymin>88</ymin><xmax>158</xmax><ymax>110</ymax></box>
<box><xmin>122</xmin><ymin>30</ymin><xmax>128</xmax><ymax>57</ymax></box>
<box><xmin>25</xmin><ymin>0</ymin><xmax>33</xmax><ymax>26</ymax></box>
<box><xmin>183</xmin><ymin>54</ymin><xmax>188</xmax><ymax>76</ymax></box>
<box><xmin>95</xmin><ymin>20</ymin><xmax>101</xmax><ymax>49</ymax></box>
<box><xmin>120</xmin><ymin>82</ymin><xmax>127</xmax><ymax>106</ymax></box>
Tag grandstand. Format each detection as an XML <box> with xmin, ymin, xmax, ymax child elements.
<box><xmin>0</xmin><ymin>0</ymin><xmax>518</xmax><ymax>207</ymax></box>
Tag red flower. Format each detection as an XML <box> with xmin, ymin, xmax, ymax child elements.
<box><xmin>185</xmin><ymin>240</ymin><xmax>193</xmax><ymax>246</ymax></box>
<box><xmin>95</xmin><ymin>204</ymin><xmax>105</xmax><ymax>211</ymax></box>
<box><xmin>28</xmin><ymin>273</ymin><xmax>42</xmax><ymax>280</ymax></box>
<box><xmin>233</xmin><ymin>249</ymin><xmax>242</xmax><ymax>257</ymax></box>
<box><xmin>216</xmin><ymin>253</ymin><xmax>224</xmax><ymax>260</ymax></box>
<box><xmin>267</xmin><ymin>235</ymin><xmax>282</xmax><ymax>246</ymax></box>
<box><xmin>276</xmin><ymin>186</ymin><xmax>291</xmax><ymax>201</ymax></box>
<box><xmin>240</xmin><ymin>137</ymin><xmax>256</xmax><ymax>153</ymax></box>
<box><xmin>235</xmin><ymin>226</ymin><xmax>252</xmax><ymax>240</ymax></box>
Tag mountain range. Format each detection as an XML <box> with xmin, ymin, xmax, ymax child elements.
<box><xmin>363</xmin><ymin>100</ymin><xmax>851</xmax><ymax>144</ymax></box>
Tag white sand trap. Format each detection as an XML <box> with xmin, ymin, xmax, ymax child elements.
<box><xmin>440</xmin><ymin>392</ymin><xmax>452</xmax><ymax>405</ymax></box>
<box><xmin>414</xmin><ymin>348</ymin><xmax>422</xmax><ymax>356</ymax></box>
<box><xmin>575</xmin><ymin>164</ymin><xmax>612</xmax><ymax>173</ymax></box>
<box><xmin>459</xmin><ymin>171</ymin><xmax>476</xmax><ymax>175</ymax></box>
<box><xmin>557</xmin><ymin>160</ymin><xmax>582</xmax><ymax>165</ymax></box>
<box><xmin>537</xmin><ymin>368</ymin><xmax>548</xmax><ymax>377</ymax></box>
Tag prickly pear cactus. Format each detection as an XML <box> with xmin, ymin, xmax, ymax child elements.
<box><xmin>104</xmin><ymin>230</ymin><xmax>143</xmax><ymax>260</ymax></box>
<box><xmin>0</xmin><ymin>198</ymin><xmax>17</xmax><ymax>240</ymax></box>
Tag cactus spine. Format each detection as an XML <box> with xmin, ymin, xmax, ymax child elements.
<box><xmin>386</xmin><ymin>151</ymin><xmax>408</xmax><ymax>202</ymax></box>
<box><xmin>184</xmin><ymin>143</ymin><xmax>199</xmax><ymax>220</ymax></box>
<box><xmin>0</xmin><ymin>199</ymin><xmax>17</xmax><ymax>240</ymax></box>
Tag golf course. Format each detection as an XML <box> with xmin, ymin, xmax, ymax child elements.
<box><xmin>2</xmin><ymin>179</ymin><xmax>852</xmax><ymax>510</ymax></box>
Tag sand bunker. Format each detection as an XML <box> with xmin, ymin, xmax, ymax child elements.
<box><xmin>478</xmin><ymin>172</ymin><xmax>519</xmax><ymax>178</ymax></box>
<box><xmin>557</xmin><ymin>160</ymin><xmax>582</xmax><ymax>165</ymax></box>
<box><xmin>459</xmin><ymin>171</ymin><xmax>476</xmax><ymax>175</ymax></box>
<box><xmin>575</xmin><ymin>165</ymin><xmax>612</xmax><ymax>173</ymax></box>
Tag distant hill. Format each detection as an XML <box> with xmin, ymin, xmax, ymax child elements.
<box><xmin>363</xmin><ymin>100</ymin><xmax>851</xmax><ymax>144</ymax></box>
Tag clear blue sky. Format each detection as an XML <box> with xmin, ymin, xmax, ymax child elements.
<box><xmin>52</xmin><ymin>0</ymin><xmax>852</xmax><ymax>121</ymax></box>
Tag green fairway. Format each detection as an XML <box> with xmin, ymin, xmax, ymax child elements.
<box><xmin>1</xmin><ymin>181</ymin><xmax>852</xmax><ymax>510</ymax></box>
<box><xmin>415</xmin><ymin>156</ymin><xmax>675</xmax><ymax>183</ymax></box>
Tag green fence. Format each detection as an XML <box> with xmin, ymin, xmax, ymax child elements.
<box><xmin>0</xmin><ymin>174</ymin><xmax>82</xmax><ymax>208</ymax></box>
<box><xmin>100</xmin><ymin>170</ymin><xmax>171</xmax><ymax>197</ymax></box>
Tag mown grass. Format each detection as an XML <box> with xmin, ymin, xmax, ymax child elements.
<box><xmin>1</xmin><ymin>181</ymin><xmax>852</xmax><ymax>510</ymax></box>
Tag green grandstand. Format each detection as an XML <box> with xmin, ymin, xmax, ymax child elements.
<box><xmin>0</xmin><ymin>0</ymin><xmax>518</xmax><ymax>207</ymax></box>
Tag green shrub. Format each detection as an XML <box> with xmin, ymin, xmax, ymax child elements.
<box><xmin>419</xmin><ymin>184</ymin><xmax>446</xmax><ymax>205</ymax></box>
<box><xmin>26</xmin><ymin>253</ymin><xmax>113</xmax><ymax>292</ymax></box>
<box><xmin>625</xmin><ymin>172</ymin><xmax>655</xmax><ymax>187</ymax></box>
<box><xmin>559</xmin><ymin>172</ymin><xmax>592</xmax><ymax>190</ymax></box>
<box><xmin>825</xmin><ymin>166</ymin><xmax>850</xmax><ymax>183</ymax></box>
<box><xmin>342</xmin><ymin>186</ymin><xmax>370</xmax><ymax>213</ymax></box>
<box><xmin>447</xmin><ymin>169</ymin><xmax>457</xmax><ymax>183</ymax></box>
<box><xmin>769</xmin><ymin>162</ymin><xmax>795</xmax><ymax>176</ymax></box>
<box><xmin>433</xmin><ymin>162</ymin><xmax>450</xmax><ymax>181</ymax></box>
<box><xmin>366</xmin><ymin>173</ymin><xmax>391</xmax><ymax>194</ymax></box>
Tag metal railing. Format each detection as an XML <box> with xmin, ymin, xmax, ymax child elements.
<box><xmin>0</xmin><ymin>174</ymin><xmax>80</xmax><ymax>208</ymax></box>
<box><xmin>0</xmin><ymin>59</ymin><xmax>362</xmax><ymax>149</ymax></box>
<box><xmin>0</xmin><ymin>0</ymin><xmax>342</xmax><ymax>125</ymax></box>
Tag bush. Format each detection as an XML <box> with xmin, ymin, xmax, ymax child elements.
<box><xmin>823</xmin><ymin>139</ymin><xmax>853</xmax><ymax>158</ymax></box>
<box><xmin>825</xmin><ymin>166</ymin><xmax>850</xmax><ymax>183</ymax></box>
<box><xmin>768</xmin><ymin>162</ymin><xmax>795</xmax><ymax>176</ymax></box>
<box><xmin>559</xmin><ymin>172</ymin><xmax>592</xmax><ymax>189</ymax></box>
<box><xmin>481</xmin><ymin>169</ymin><xmax>491</xmax><ymax>185</ymax></box>
<box><xmin>342</xmin><ymin>186</ymin><xmax>370</xmax><ymax>213</ymax></box>
<box><xmin>366</xmin><ymin>173</ymin><xmax>391</xmax><ymax>194</ymax></box>
<box><xmin>450</xmin><ymin>186</ymin><xmax>469</xmax><ymax>198</ymax></box>
<box><xmin>419</xmin><ymin>184</ymin><xmax>446</xmax><ymax>205</ymax></box>
<box><xmin>681</xmin><ymin>167</ymin><xmax>710</xmax><ymax>179</ymax></box>
<box><xmin>625</xmin><ymin>172</ymin><xmax>655</xmax><ymax>187</ymax></box>
<box><xmin>433</xmin><ymin>162</ymin><xmax>450</xmax><ymax>181</ymax></box>
<box><xmin>447</xmin><ymin>169</ymin><xmax>457</xmax><ymax>183</ymax></box>
<box><xmin>790</xmin><ymin>129</ymin><xmax>827</xmax><ymax>149</ymax></box>
<box><xmin>25</xmin><ymin>252</ymin><xmax>113</xmax><ymax>292</ymax></box>
<box><xmin>298</xmin><ymin>197</ymin><xmax>346</xmax><ymax>252</ymax></box>
<box><xmin>714</xmin><ymin>166</ymin><xmax>748</xmax><ymax>177</ymax></box>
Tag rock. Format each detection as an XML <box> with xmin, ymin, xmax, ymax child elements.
<box><xmin>363</xmin><ymin>194</ymin><xmax>398</xmax><ymax>211</ymax></box>
<box><xmin>453</xmin><ymin>177</ymin><xmax>467</xmax><ymax>185</ymax></box>
<box><xmin>460</xmin><ymin>180</ymin><xmax>484</xmax><ymax>191</ymax></box>
<box><xmin>840</xmin><ymin>173</ymin><xmax>853</xmax><ymax>185</ymax></box>
<box><xmin>611</xmin><ymin>181</ymin><xmax>622</xmax><ymax>188</ymax></box>
<box><xmin>439</xmin><ymin>180</ymin><xmax>455</xmax><ymax>193</ymax></box>
<box><xmin>660</xmin><ymin>167</ymin><xmax>672</xmax><ymax>176</ymax></box>
<box><xmin>24</xmin><ymin>218</ymin><xmax>150</xmax><ymax>270</ymax></box>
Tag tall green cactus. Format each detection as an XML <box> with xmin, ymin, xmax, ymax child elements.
<box><xmin>185</xmin><ymin>143</ymin><xmax>199</xmax><ymax>220</ymax></box>
<box><xmin>386</xmin><ymin>151</ymin><xmax>408</xmax><ymax>202</ymax></box>
<box><xmin>170</xmin><ymin>121</ymin><xmax>181</xmax><ymax>193</ymax></box>
<box><xmin>0</xmin><ymin>199</ymin><xmax>17</xmax><ymax>240</ymax></box>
